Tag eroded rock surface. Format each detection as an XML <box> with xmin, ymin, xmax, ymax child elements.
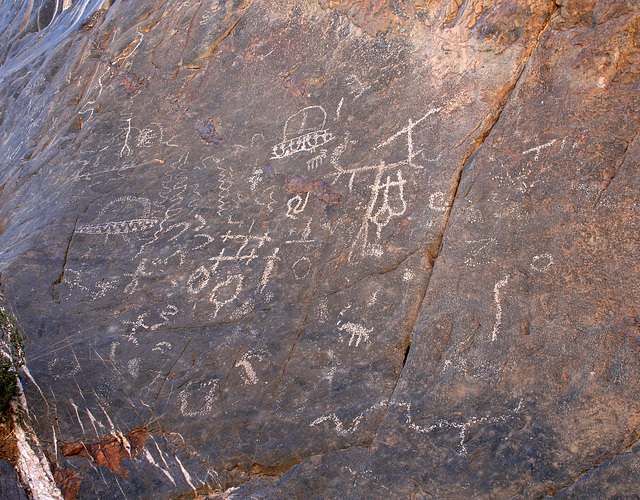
<box><xmin>0</xmin><ymin>0</ymin><xmax>639</xmax><ymax>498</ymax></box>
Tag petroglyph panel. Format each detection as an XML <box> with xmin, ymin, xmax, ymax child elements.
<box><xmin>2</xmin><ymin>0</ymin><xmax>639</xmax><ymax>498</ymax></box>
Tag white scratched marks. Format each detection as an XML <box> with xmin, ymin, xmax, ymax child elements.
<box><xmin>464</xmin><ymin>238</ymin><xmax>496</xmax><ymax>267</ymax></box>
<box><xmin>292</xmin><ymin>257</ymin><xmax>311</xmax><ymax>280</ymax></box>
<box><xmin>310</xmin><ymin>401</ymin><xmax>385</xmax><ymax>437</ymax></box>
<box><xmin>143</xmin><ymin>447</ymin><xmax>176</xmax><ymax>486</ymax></box>
<box><xmin>522</xmin><ymin>139</ymin><xmax>556</xmax><ymax>160</ymax></box>
<box><xmin>338</xmin><ymin>321</ymin><xmax>373</xmax><ymax>347</ymax></box>
<box><xmin>237</xmin><ymin>351</ymin><xmax>264</xmax><ymax>385</ymax></box>
<box><xmin>260</xmin><ymin>247</ymin><xmax>280</xmax><ymax>293</ymax></box>
<box><xmin>272</xmin><ymin>106</ymin><xmax>335</xmax><ymax>159</ymax></box>
<box><xmin>77</xmin><ymin>196</ymin><xmax>158</xmax><ymax>235</ymax></box>
<box><xmin>531</xmin><ymin>253</ymin><xmax>553</xmax><ymax>272</ymax></box>
<box><xmin>398</xmin><ymin>399</ymin><xmax>523</xmax><ymax>455</ymax></box>
<box><xmin>375</xmin><ymin>108</ymin><xmax>441</xmax><ymax>168</ymax></box>
<box><xmin>346</xmin><ymin>74</ymin><xmax>370</xmax><ymax>99</ymax></box>
<box><xmin>429</xmin><ymin>191</ymin><xmax>450</xmax><ymax>212</ymax></box>
<box><xmin>351</xmin><ymin>165</ymin><xmax>407</xmax><ymax>258</ymax></box>
<box><xmin>179</xmin><ymin>379</ymin><xmax>218</xmax><ymax>417</ymax></box>
<box><xmin>306</xmin><ymin>150</ymin><xmax>327</xmax><ymax>170</ymax></box>
<box><xmin>491</xmin><ymin>275</ymin><xmax>509</xmax><ymax>341</ymax></box>
<box><xmin>286</xmin><ymin>192</ymin><xmax>310</xmax><ymax>220</ymax></box>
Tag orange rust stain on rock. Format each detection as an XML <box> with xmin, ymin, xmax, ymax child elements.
<box><xmin>285</xmin><ymin>175</ymin><xmax>342</xmax><ymax>204</ymax></box>
<box><xmin>61</xmin><ymin>428</ymin><xmax>147</xmax><ymax>479</ymax></box>
<box><xmin>51</xmin><ymin>461</ymin><xmax>83</xmax><ymax>500</ymax></box>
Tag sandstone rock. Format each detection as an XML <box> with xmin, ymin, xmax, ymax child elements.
<box><xmin>0</xmin><ymin>0</ymin><xmax>639</xmax><ymax>498</ymax></box>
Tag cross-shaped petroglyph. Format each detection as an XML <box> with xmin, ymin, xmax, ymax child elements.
<box><xmin>398</xmin><ymin>399</ymin><xmax>523</xmax><ymax>455</ymax></box>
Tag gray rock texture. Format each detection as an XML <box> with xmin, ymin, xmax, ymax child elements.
<box><xmin>0</xmin><ymin>0</ymin><xmax>640</xmax><ymax>498</ymax></box>
<box><xmin>0</xmin><ymin>459</ymin><xmax>28</xmax><ymax>500</ymax></box>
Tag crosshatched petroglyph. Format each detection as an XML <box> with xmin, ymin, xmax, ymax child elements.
<box><xmin>77</xmin><ymin>196</ymin><xmax>158</xmax><ymax>235</ymax></box>
<box><xmin>272</xmin><ymin>106</ymin><xmax>335</xmax><ymax>159</ymax></box>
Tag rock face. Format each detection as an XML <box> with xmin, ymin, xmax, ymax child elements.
<box><xmin>0</xmin><ymin>0</ymin><xmax>640</xmax><ymax>498</ymax></box>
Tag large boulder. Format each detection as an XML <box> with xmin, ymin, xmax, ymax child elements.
<box><xmin>0</xmin><ymin>0</ymin><xmax>639</xmax><ymax>497</ymax></box>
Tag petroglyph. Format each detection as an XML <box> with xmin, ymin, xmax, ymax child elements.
<box><xmin>464</xmin><ymin>238</ymin><xmax>496</xmax><ymax>267</ymax></box>
<box><xmin>429</xmin><ymin>191</ymin><xmax>449</xmax><ymax>212</ymax></box>
<box><xmin>260</xmin><ymin>247</ymin><xmax>280</xmax><ymax>292</ymax></box>
<box><xmin>120</xmin><ymin>118</ymin><xmax>133</xmax><ymax>157</ymax></box>
<box><xmin>375</xmin><ymin>108</ymin><xmax>441</xmax><ymax>168</ymax></box>
<box><xmin>338</xmin><ymin>321</ymin><xmax>373</xmax><ymax>347</ymax></box>
<box><xmin>292</xmin><ymin>257</ymin><xmax>311</xmax><ymax>280</ymax></box>
<box><xmin>522</xmin><ymin>139</ymin><xmax>557</xmax><ymax>160</ymax></box>
<box><xmin>491</xmin><ymin>276</ymin><xmax>510</xmax><ymax>341</ymax></box>
<box><xmin>248</xmin><ymin>167</ymin><xmax>264</xmax><ymax>191</ymax></box>
<box><xmin>77</xmin><ymin>218</ymin><xmax>158</xmax><ymax>235</ymax></box>
<box><xmin>531</xmin><ymin>253</ymin><xmax>553</xmax><ymax>272</ymax></box>
<box><xmin>352</xmin><ymin>167</ymin><xmax>407</xmax><ymax>258</ymax></box>
<box><xmin>336</xmin><ymin>97</ymin><xmax>344</xmax><ymax>120</ymax></box>
<box><xmin>316</xmin><ymin>298</ymin><xmax>330</xmax><ymax>323</ymax></box>
<box><xmin>124</xmin><ymin>259</ymin><xmax>152</xmax><ymax>295</ymax></box>
<box><xmin>272</xmin><ymin>106</ymin><xmax>335</xmax><ymax>159</ymax></box>
<box><xmin>310</xmin><ymin>401</ymin><xmax>386</xmax><ymax>436</ymax></box>
<box><xmin>346</xmin><ymin>74</ymin><xmax>370</xmax><ymax>99</ymax></box>
<box><xmin>210</xmin><ymin>231</ymin><xmax>271</xmax><ymax>274</ymax></box>
<box><xmin>286</xmin><ymin>192</ymin><xmax>310</xmax><ymax>220</ymax></box>
<box><xmin>179</xmin><ymin>379</ymin><xmax>218</xmax><ymax>417</ymax></box>
<box><xmin>272</xmin><ymin>130</ymin><xmax>335</xmax><ymax>159</ymax></box>
<box><xmin>285</xmin><ymin>218</ymin><xmax>317</xmax><ymax>245</ymax></box>
<box><xmin>77</xmin><ymin>196</ymin><xmax>158</xmax><ymax>235</ymax></box>
<box><xmin>307</xmin><ymin>150</ymin><xmax>327</xmax><ymax>170</ymax></box>
<box><xmin>125</xmin><ymin>305</ymin><xmax>178</xmax><ymax>333</ymax></box>
<box><xmin>398</xmin><ymin>399</ymin><xmax>524</xmax><ymax>455</ymax></box>
<box><xmin>237</xmin><ymin>351</ymin><xmax>264</xmax><ymax>385</ymax></box>
<box><xmin>209</xmin><ymin>274</ymin><xmax>244</xmax><ymax>318</ymax></box>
